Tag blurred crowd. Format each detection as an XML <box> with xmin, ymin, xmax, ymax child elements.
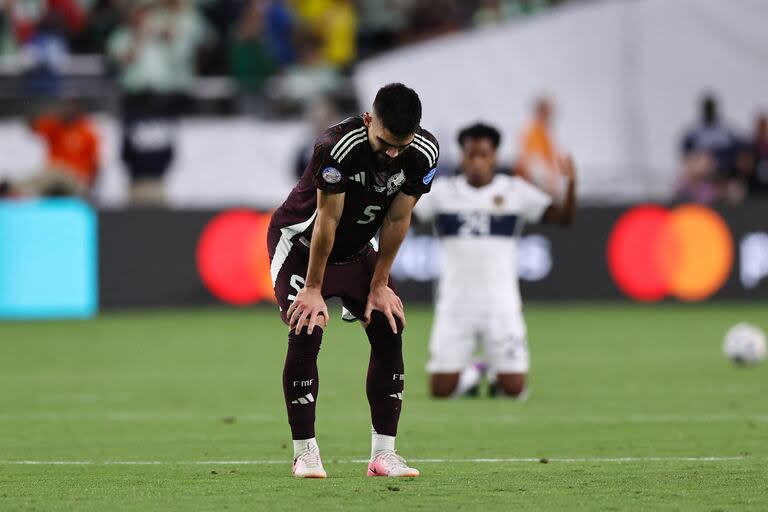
<box><xmin>0</xmin><ymin>0</ymin><xmax>563</xmax><ymax>113</ymax></box>
<box><xmin>678</xmin><ymin>95</ymin><xmax>768</xmax><ymax>204</ymax></box>
<box><xmin>1</xmin><ymin>1</ymin><xmax>765</xmax><ymax>208</ymax></box>
<box><xmin>0</xmin><ymin>0</ymin><xmax>566</xmax><ymax>207</ymax></box>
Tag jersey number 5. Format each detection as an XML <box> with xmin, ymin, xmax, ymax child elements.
<box><xmin>357</xmin><ymin>205</ymin><xmax>382</xmax><ymax>225</ymax></box>
<box><xmin>287</xmin><ymin>275</ymin><xmax>305</xmax><ymax>302</ymax></box>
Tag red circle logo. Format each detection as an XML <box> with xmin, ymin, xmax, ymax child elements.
<box><xmin>607</xmin><ymin>204</ymin><xmax>733</xmax><ymax>302</ymax></box>
<box><xmin>196</xmin><ymin>210</ymin><xmax>275</xmax><ymax>305</ymax></box>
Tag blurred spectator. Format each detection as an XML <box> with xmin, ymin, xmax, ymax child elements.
<box><xmin>293</xmin><ymin>96</ymin><xmax>339</xmax><ymax>179</ymax></box>
<box><xmin>196</xmin><ymin>0</ymin><xmax>245</xmax><ymax>74</ymax></box>
<box><xmin>401</xmin><ymin>0</ymin><xmax>466</xmax><ymax>44</ymax></box>
<box><xmin>678</xmin><ymin>151</ymin><xmax>719</xmax><ymax>204</ymax></box>
<box><xmin>262</xmin><ymin>0</ymin><xmax>295</xmax><ymax>67</ymax></box>
<box><xmin>0</xmin><ymin>178</ymin><xmax>13</xmax><ymax>197</ymax></box>
<box><xmin>749</xmin><ymin>114</ymin><xmax>768</xmax><ymax>196</ymax></box>
<box><xmin>270</xmin><ymin>32</ymin><xmax>341</xmax><ymax>114</ymax></box>
<box><xmin>4</xmin><ymin>0</ymin><xmax>86</xmax><ymax>44</ymax></box>
<box><xmin>320</xmin><ymin>0</ymin><xmax>356</xmax><ymax>69</ymax></box>
<box><xmin>119</xmin><ymin>93</ymin><xmax>178</xmax><ymax>207</ymax></box>
<box><xmin>731</xmin><ymin>114</ymin><xmax>768</xmax><ymax>200</ymax></box>
<box><xmin>517</xmin><ymin>96</ymin><xmax>564</xmax><ymax>199</ymax></box>
<box><xmin>0</xmin><ymin>2</ymin><xmax>19</xmax><ymax>55</ymax></box>
<box><xmin>107</xmin><ymin>0</ymin><xmax>209</xmax><ymax>102</ymax></box>
<box><xmin>356</xmin><ymin>0</ymin><xmax>407</xmax><ymax>59</ymax></box>
<box><xmin>290</xmin><ymin>0</ymin><xmax>330</xmax><ymax>25</ymax></box>
<box><xmin>289</xmin><ymin>0</ymin><xmax>355</xmax><ymax>69</ymax></box>
<box><xmin>69</xmin><ymin>0</ymin><xmax>124</xmax><ymax>54</ymax></box>
<box><xmin>678</xmin><ymin>94</ymin><xmax>739</xmax><ymax>204</ymax></box>
<box><xmin>230</xmin><ymin>0</ymin><xmax>276</xmax><ymax>106</ymax></box>
<box><xmin>17</xmin><ymin>100</ymin><xmax>99</xmax><ymax>197</ymax></box>
<box><xmin>108</xmin><ymin>0</ymin><xmax>210</xmax><ymax>206</ymax></box>
<box><xmin>20</xmin><ymin>11</ymin><xmax>68</xmax><ymax>95</ymax></box>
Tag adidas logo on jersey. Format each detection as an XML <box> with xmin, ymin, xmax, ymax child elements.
<box><xmin>350</xmin><ymin>172</ymin><xmax>366</xmax><ymax>186</ymax></box>
<box><xmin>291</xmin><ymin>393</ymin><xmax>315</xmax><ymax>405</ymax></box>
<box><xmin>389</xmin><ymin>392</ymin><xmax>403</xmax><ymax>400</ymax></box>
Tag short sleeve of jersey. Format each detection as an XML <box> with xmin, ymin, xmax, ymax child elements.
<box><xmin>400</xmin><ymin>129</ymin><xmax>440</xmax><ymax>197</ymax></box>
<box><xmin>310</xmin><ymin>134</ymin><xmax>348</xmax><ymax>194</ymax></box>
<box><xmin>513</xmin><ymin>177</ymin><xmax>552</xmax><ymax>223</ymax></box>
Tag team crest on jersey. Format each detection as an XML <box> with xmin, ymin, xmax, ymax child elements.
<box><xmin>322</xmin><ymin>167</ymin><xmax>342</xmax><ymax>184</ymax></box>
<box><xmin>493</xmin><ymin>194</ymin><xmax>505</xmax><ymax>207</ymax></box>
<box><xmin>374</xmin><ymin>170</ymin><xmax>406</xmax><ymax>196</ymax></box>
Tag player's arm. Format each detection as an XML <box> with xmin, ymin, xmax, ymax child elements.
<box><xmin>364</xmin><ymin>192</ymin><xmax>417</xmax><ymax>333</ymax></box>
<box><xmin>286</xmin><ymin>189</ymin><xmax>345</xmax><ymax>334</ymax></box>
<box><xmin>542</xmin><ymin>155</ymin><xmax>577</xmax><ymax>226</ymax></box>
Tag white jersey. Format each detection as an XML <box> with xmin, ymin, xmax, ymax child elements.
<box><xmin>414</xmin><ymin>173</ymin><xmax>551</xmax><ymax>312</ymax></box>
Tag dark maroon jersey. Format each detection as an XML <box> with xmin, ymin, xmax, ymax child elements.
<box><xmin>270</xmin><ymin>116</ymin><xmax>440</xmax><ymax>262</ymax></box>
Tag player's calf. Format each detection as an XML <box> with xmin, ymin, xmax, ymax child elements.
<box><xmin>365</xmin><ymin>311</ymin><xmax>405</xmax><ymax>436</ymax></box>
<box><xmin>283</xmin><ymin>327</ymin><xmax>323</xmax><ymax>441</ymax></box>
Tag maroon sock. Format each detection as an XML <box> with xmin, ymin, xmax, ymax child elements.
<box><xmin>365</xmin><ymin>311</ymin><xmax>405</xmax><ymax>437</ymax></box>
<box><xmin>282</xmin><ymin>327</ymin><xmax>323</xmax><ymax>440</ymax></box>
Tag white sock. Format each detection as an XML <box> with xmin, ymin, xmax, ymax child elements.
<box><xmin>293</xmin><ymin>437</ymin><xmax>318</xmax><ymax>458</ymax></box>
<box><xmin>371</xmin><ymin>428</ymin><xmax>395</xmax><ymax>459</ymax></box>
<box><xmin>453</xmin><ymin>363</ymin><xmax>483</xmax><ymax>397</ymax></box>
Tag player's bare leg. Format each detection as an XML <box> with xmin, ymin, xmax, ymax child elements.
<box><xmin>430</xmin><ymin>361</ymin><xmax>486</xmax><ymax>398</ymax></box>
<box><xmin>283</xmin><ymin>317</ymin><xmax>328</xmax><ymax>478</ymax></box>
<box><xmin>489</xmin><ymin>373</ymin><xmax>528</xmax><ymax>399</ymax></box>
<box><xmin>429</xmin><ymin>373</ymin><xmax>460</xmax><ymax>398</ymax></box>
<box><xmin>364</xmin><ymin>311</ymin><xmax>419</xmax><ymax>477</ymax></box>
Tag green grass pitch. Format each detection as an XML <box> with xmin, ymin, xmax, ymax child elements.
<box><xmin>1</xmin><ymin>303</ymin><xmax>766</xmax><ymax>511</ymax></box>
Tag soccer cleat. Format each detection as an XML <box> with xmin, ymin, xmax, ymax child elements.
<box><xmin>367</xmin><ymin>451</ymin><xmax>420</xmax><ymax>477</ymax></box>
<box><xmin>292</xmin><ymin>446</ymin><xmax>327</xmax><ymax>478</ymax></box>
<box><xmin>341</xmin><ymin>306</ymin><xmax>358</xmax><ymax>322</ymax></box>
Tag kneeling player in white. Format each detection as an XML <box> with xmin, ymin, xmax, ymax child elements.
<box><xmin>414</xmin><ymin>122</ymin><xmax>576</xmax><ymax>398</ymax></box>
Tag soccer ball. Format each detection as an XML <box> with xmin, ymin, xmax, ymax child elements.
<box><xmin>722</xmin><ymin>323</ymin><xmax>766</xmax><ymax>366</ymax></box>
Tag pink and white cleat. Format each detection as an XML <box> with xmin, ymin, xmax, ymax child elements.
<box><xmin>367</xmin><ymin>451</ymin><xmax>420</xmax><ymax>477</ymax></box>
<box><xmin>292</xmin><ymin>445</ymin><xmax>327</xmax><ymax>478</ymax></box>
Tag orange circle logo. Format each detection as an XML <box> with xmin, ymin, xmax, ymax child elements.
<box><xmin>196</xmin><ymin>210</ymin><xmax>275</xmax><ymax>305</ymax></box>
<box><xmin>607</xmin><ymin>204</ymin><xmax>733</xmax><ymax>302</ymax></box>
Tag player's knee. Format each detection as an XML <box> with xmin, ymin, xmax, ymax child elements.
<box><xmin>430</xmin><ymin>383</ymin><xmax>455</xmax><ymax>398</ymax></box>
<box><xmin>429</xmin><ymin>374</ymin><xmax>458</xmax><ymax>398</ymax></box>
<box><xmin>497</xmin><ymin>374</ymin><xmax>526</xmax><ymax>398</ymax></box>
<box><xmin>499</xmin><ymin>385</ymin><xmax>525</xmax><ymax>398</ymax></box>
<box><xmin>365</xmin><ymin>311</ymin><xmax>404</xmax><ymax>341</ymax></box>
<box><xmin>287</xmin><ymin>327</ymin><xmax>323</xmax><ymax>359</ymax></box>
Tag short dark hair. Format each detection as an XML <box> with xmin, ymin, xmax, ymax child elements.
<box><xmin>373</xmin><ymin>83</ymin><xmax>422</xmax><ymax>138</ymax></box>
<box><xmin>457</xmin><ymin>122</ymin><xmax>501</xmax><ymax>149</ymax></box>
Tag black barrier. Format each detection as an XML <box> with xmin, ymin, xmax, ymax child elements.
<box><xmin>98</xmin><ymin>203</ymin><xmax>768</xmax><ymax>307</ymax></box>
<box><xmin>99</xmin><ymin>210</ymin><xmax>218</xmax><ymax>307</ymax></box>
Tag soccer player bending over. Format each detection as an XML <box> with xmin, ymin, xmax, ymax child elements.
<box><xmin>414</xmin><ymin>122</ymin><xmax>575</xmax><ymax>399</ymax></box>
<box><xmin>267</xmin><ymin>83</ymin><xmax>439</xmax><ymax>478</ymax></box>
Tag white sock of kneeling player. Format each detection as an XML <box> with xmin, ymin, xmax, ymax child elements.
<box><xmin>453</xmin><ymin>362</ymin><xmax>483</xmax><ymax>397</ymax></box>
<box><xmin>371</xmin><ymin>427</ymin><xmax>396</xmax><ymax>459</ymax></box>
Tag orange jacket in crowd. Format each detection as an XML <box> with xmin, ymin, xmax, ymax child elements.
<box><xmin>32</xmin><ymin>115</ymin><xmax>100</xmax><ymax>186</ymax></box>
<box><xmin>520</xmin><ymin>118</ymin><xmax>557</xmax><ymax>170</ymax></box>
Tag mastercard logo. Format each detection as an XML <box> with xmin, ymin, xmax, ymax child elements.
<box><xmin>607</xmin><ymin>204</ymin><xmax>734</xmax><ymax>302</ymax></box>
<box><xmin>196</xmin><ymin>210</ymin><xmax>275</xmax><ymax>305</ymax></box>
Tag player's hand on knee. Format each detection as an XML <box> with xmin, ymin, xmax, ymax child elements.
<box><xmin>364</xmin><ymin>285</ymin><xmax>406</xmax><ymax>334</ymax></box>
<box><xmin>287</xmin><ymin>286</ymin><xmax>328</xmax><ymax>335</ymax></box>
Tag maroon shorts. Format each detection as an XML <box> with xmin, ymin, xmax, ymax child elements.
<box><xmin>268</xmin><ymin>227</ymin><xmax>392</xmax><ymax>325</ymax></box>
